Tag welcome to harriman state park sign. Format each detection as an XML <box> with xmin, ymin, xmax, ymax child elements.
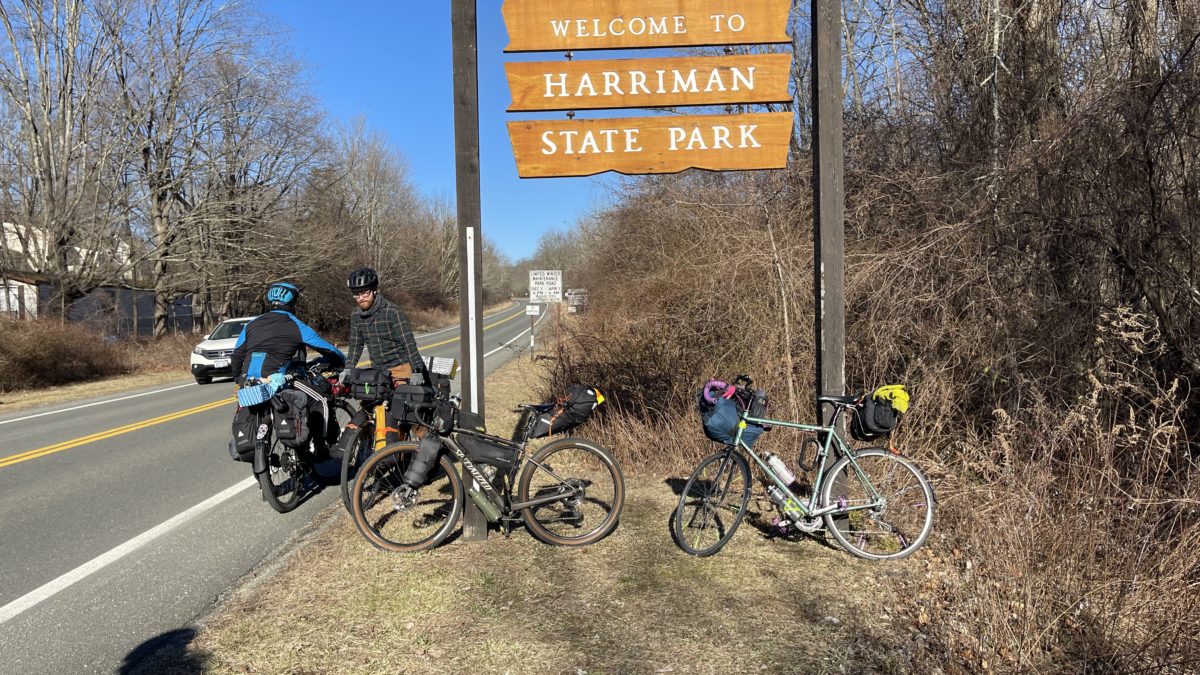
<box><xmin>500</xmin><ymin>0</ymin><xmax>794</xmax><ymax>178</ymax></box>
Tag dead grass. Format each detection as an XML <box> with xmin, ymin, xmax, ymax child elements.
<box><xmin>148</xmin><ymin>355</ymin><xmax>926</xmax><ymax>675</ymax></box>
<box><xmin>0</xmin><ymin>370</ymin><xmax>191</xmax><ymax>414</ymax></box>
<box><xmin>407</xmin><ymin>300</ymin><xmax>518</xmax><ymax>333</ymax></box>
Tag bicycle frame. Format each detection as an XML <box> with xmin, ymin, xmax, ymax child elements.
<box><xmin>730</xmin><ymin>406</ymin><xmax>886</xmax><ymax>520</ymax></box>
<box><xmin>440</xmin><ymin>432</ymin><xmax>583</xmax><ymax>515</ymax></box>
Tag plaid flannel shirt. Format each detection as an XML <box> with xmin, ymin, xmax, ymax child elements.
<box><xmin>347</xmin><ymin>295</ymin><xmax>422</xmax><ymax>370</ymax></box>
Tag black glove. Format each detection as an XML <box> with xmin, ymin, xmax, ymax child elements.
<box><xmin>234</xmin><ymin>374</ymin><xmax>245</xmax><ymax>387</ymax></box>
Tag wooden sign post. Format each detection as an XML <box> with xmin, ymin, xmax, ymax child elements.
<box><xmin>813</xmin><ymin>0</ymin><xmax>845</xmax><ymax>420</ymax></box>
<box><xmin>452</xmin><ymin>0</ymin><xmax>487</xmax><ymax>542</ymax></box>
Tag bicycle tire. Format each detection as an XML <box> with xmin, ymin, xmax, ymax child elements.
<box><xmin>338</xmin><ymin>424</ymin><xmax>373</xmax><ymax>513</ymax></box>
<box><xmin>351</xmin><ymin>442</ymin><xmax>463</xmax><ymax>552</ymax></box>
<box><xmin>820</xmin><ymin>448</ymin><xmax>935</xmax><ymax>560</ymax></box>
<box><xmin>258</xmin><ymin>438</ymin><xmax>305</xmax><ymax>513</ymax></box>
<box><xmin>672</xmin><ymin>448</ymin><xmax>751</xmax><ymax>557</ymax></box>
<box><xmin>516</xmin><ymin>437</ymin><xmax>625</xmax><ymax>547</ymax></box>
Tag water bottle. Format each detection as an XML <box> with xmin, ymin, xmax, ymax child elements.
<box><xmin>764</xmin><ymin>452</ymin><xmax>796</xmax><ymax>486</ymax></box>
<box><xmin>466</xmin><ymin>484</ymin><xmax>502</xmax><ymax>522</ymax></box>
<box><xmin>766</xmin><ymin>485</ymin><xmax>805</xmax><ymax>523</ymax></box>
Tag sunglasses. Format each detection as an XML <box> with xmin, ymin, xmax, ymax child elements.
<box><xmin>351</xmin><ymin>289</ymin><xmax>375</xmax><ymax>298</ymax></box>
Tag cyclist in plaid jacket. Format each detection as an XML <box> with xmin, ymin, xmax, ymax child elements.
<box><xmin>342</xmin><ymin>267</ymin><xmax>426</xmax><ymax>382</ymax></box>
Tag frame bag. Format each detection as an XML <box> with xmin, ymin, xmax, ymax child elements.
<box><xmin>457</xmin><ymin>434</ymin><xmax>517</xmax><ymax>470</ymax></box>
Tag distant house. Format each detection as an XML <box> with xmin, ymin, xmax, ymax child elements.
<box><xmin>1</xmin><ymin>222</ymin><xmax>194</xmax><ymax>335</ymax></box>
<box><xmin>0</xmin><ymin>272</ymin><xmax>38</xmax><ymax>319</ymax></box>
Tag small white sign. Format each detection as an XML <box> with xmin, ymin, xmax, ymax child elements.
<box><xmin>525</xmin><ymin>304</ymin><xmax>540</xmax><ymax>316</ymax></box>
<box><xmin>529</xmin><ymin>269</ymin><xmax>563</xmax><ymax>304</ymax></box>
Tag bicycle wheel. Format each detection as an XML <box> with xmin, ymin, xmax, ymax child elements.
<box><xmin>339</xmin><ymin>423</ymin><xmax>374</xmax><ymax>513</ymax></box>
<box><xmin>517</xmin><ymin>437</ymin><xmax>625</xmax><ymax>547</ymax></box>
<box><xmin>820</xmin><ymin>448</ymin><xmax>935</xmax><ymax>560</ymax></box>
<box><xmin>672</xmin><ymin>448</ymin><xmax>751</xmax><ymax>557</ymax></box>
<box><xmin>258</xmin><ymin>438</ymin><xmax>305</xmax><ymax>513</ymax></box>
<box><xmin>351</xmin><ymin>442</ymin><xmax>463</xmax><ymax>552</ymax></box>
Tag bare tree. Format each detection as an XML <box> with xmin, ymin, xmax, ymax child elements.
<box><xmin>0</xmin><ymin>0</ymin><xmax>136</xmax><ymax>315</ymax></box>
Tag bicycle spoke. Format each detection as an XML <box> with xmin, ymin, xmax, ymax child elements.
<box><xmin>823</xmin><ymin>451</ymin><xmax>934</xmax><ymax>560</ymax></box>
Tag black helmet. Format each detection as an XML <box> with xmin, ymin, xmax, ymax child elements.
<box><xmin>265</xmin><ymin>282</ymin><xmax>299</xmax><ymax>311</ymax></box>
<box><xmin>347</xmin><ymin>267</ymin><xmax>379</xmax><ymax>293</ymax></box>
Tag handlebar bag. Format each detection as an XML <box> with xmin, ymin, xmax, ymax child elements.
<box><xmin>391</xmin><ymin>384</ymin><xmax>435</xmax><ymax>425</ymax></box>
<box><xmin>345</xmin><ymin>367</ymin><xmax>393</xmax><ymax>403</ymax></box>
<box><xmin>698</xmin><ymin>394</ymin><xmax>765</xmax><ymax>447</ymax></box>
<box><xmin>527</xmin><ymin>384</ymin><xmax>605</xmax><ymax>439</ymax></box>
<box><xmin>428</xmin><ymin>400</ymin><xmax>457</xmax><ymax>435</ymax></box>
<box><xmin>272</xmin><ymin>389</ymin><xmax>313</xmax><ymax>449</ymax></box>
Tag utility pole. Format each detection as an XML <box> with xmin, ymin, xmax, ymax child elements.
<box><xmin>452</xmin><ymin>0</ymin><xmax>486</xmax><ymax>541</ymax></box>
<box><xmin>812</xmin><ymin>0</ymin><xmax>846</xmax><ymax>422</ymax></box>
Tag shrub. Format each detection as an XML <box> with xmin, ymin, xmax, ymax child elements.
<box><xmin>0</xmin><ymin>319</ymin><xmax>131</xmax><ymax>391</ymax></box>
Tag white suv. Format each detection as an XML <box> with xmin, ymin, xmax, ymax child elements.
<box><xmin>190</xmin><ymin>316</ymin><xmax>256</xmax><ymax>384</ymax></box>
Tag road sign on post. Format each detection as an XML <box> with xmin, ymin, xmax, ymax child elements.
<box><xmin>528</xmin><ymin>270</ymin><xmax>563</xmax><ymax>303</ymax></box>
<box><xmin>526</xmin><ymin>304</ymin><xmax>539</xmax><ymax>360</ymax></box>
<box><xmin>452</xmin><ymin>0</ymin><xmax>487</xmax><ymax>542</ymax></box>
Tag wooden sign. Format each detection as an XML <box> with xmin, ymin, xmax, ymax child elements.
<box><xmin>502</xmin><ymin>0</ymin><xmax>791</xmax><ymax>52</ymax></box>
<box><xmin>508</xmin><ymin>111</ymin><xmax>792</xmax><ymax>178</ymax></box>
<box><xmin>506</xmin><ymin>53</ymin><xmax>792</xmax><ymax>112</ymax></box>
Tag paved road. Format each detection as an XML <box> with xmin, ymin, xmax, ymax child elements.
<box><xmin>0</xmin><ymin>301</ymin><xmax>543</xmax><ymax>674</ymax></box>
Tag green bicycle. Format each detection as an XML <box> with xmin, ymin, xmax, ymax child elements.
<box><xmin>672</xmin><ymin>375</ymin><xmax>935</xmax><ymax>560</ymax></box>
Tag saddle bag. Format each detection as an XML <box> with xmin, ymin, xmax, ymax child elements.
<box><xmin>850</xmin><ymin>385</ymin><xmax>909</xmax><ymax>442</ymax></box>
<box><xmin>345</xmin><ymin>367</ymin><xmax>393</xmax><ymax>403</ymax></box>
<box><xmin>527</xmin><ymin>384</ymin><xmax>605</xmax><ymax>439</ymax></box>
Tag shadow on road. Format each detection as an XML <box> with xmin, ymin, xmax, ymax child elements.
<box><xmin>119</xmin><ymin>627</ymin><xmax>206</xmax><ymax>675</ymax></box>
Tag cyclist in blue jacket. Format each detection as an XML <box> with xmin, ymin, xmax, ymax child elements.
<box><xmin>230</xmin><ymin>282</ymin><xmax>346</xmax><ymax>457</ymax></box>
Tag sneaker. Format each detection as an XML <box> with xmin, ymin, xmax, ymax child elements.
<box><xmin>390</xmin><ymin>484</ymin><xmax>419</xmax><ymax>511</ymax></box>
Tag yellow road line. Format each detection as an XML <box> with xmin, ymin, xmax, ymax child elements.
<box><xmin>0</xmin><ymin>397</ymin><xmax>235</xmax><ymax>470</ymax></box>
<box><xmin>357</xmin><ymin>304</ymin><xmax>527</xmax><ymax>366</ymax></box>
<box><xmin>422</xmin><ymin>310</ymin><xmax>526</xmax><ymax>350</ymax></box>
<box><xmin>2</xmin><ymin>303</ymin><xmax>526</xmax><ymax>467</ymax></box>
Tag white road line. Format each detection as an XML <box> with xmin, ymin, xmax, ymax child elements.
<box><xmin>0</xmin><ymin>304</ymin><xmax>524</xmax><ymax>426</ymax></box>
<box><xmin>484</xmin><ymin>311</ymin><xmax>547</xmax><ymax>358</ymax></box>
<box><xmin>0</xmin><ymin>477</ymin><xmax>256</xmax><ymax>625</ymax></box>
<box><xmin>0</xmin><ymin>382</ymin><xmax>198</xmax><ymax>427</ymax></box>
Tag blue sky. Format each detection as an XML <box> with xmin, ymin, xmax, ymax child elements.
<box><xmin>259</xmin><ymin>1</ymin><xmax>619</xmax><ymax>261</ymax></box>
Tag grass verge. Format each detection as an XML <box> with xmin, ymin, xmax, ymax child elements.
<box><xmin>138</xmin><ymin>355</ymin><xmax>927</xmax><ymax>674</ymax></box>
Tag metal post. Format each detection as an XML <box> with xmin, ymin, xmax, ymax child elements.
<box><xmin>812</xmin><ymin>0</ymin><xmax>846</xmax><ymax>421</ymax></box>
<box><xmin>452</xmin><ymin>0</ymin><xmax>487</xmax><ymax>541</ymax></box>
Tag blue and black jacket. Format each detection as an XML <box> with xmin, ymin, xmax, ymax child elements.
<box><xmin>230</xmin><ymin>310</ymin><xmax>346</xmax><ymax>381</ymax></box>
